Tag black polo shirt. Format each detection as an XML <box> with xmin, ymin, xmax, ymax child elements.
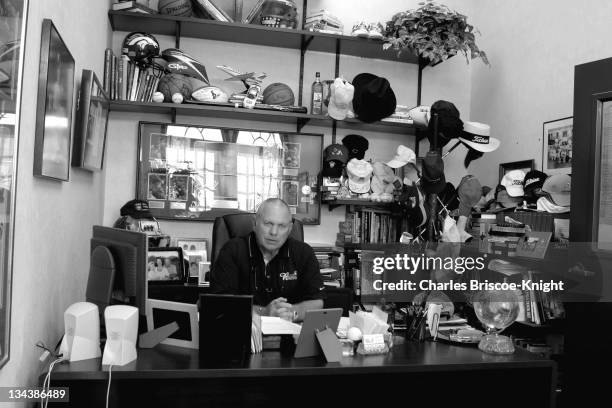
<box><xmin>211</xmin><ymin>232</ymin><xmax>326</xmax><ymax>306</ymax></box>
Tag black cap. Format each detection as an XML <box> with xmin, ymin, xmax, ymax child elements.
<box><xmin>427</xmin><ymin>100</ymin><xmax>463</xmax><ymax>148</ymax></box>
<box><xmin>421</xmin><ymin>150</ymin><xmax>446</xmax><ymax>194</ymax></box>
<box><xmin>120</xmin><ymin>199</ymin><xmax>153</xmax><ymax>219</ymax></box>
<box><xmin>352</xmin><ymin>73</ymin><xmax>397</xmax><ymax>123</ymax></box>
<box><xmin>342</xmin><ymin>134</ymin><xmax>369</xmax><ymax>160</ymax></box>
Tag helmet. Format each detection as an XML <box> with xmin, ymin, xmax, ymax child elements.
<box><xmin>122</xmin><ymin>32</ymin><xmax>160</xmax><ymax>62</ymax></box>
<box><xmin>161</xmin><ymin>48</ymin><xmax>209</xmax><ymax>85</ymax></box>
<box><xmin>113</xmin><ymin>199</ymin><xmax>170</xmax><ymax>247</ymax></box>
<box><xmin>260</xmin><ymin>0</ymin><xmax>298</xmax><ymax>29</ymax></box>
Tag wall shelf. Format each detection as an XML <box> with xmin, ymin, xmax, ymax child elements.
<box><xmin>108</xmin><ymin>11</ymin><xmax>419</xmax><ymax>64</ymax></box>
<box><xmin>109</xmin><ymin>101</ymin><xmax>415</xmax><ymax>134</ymax></box>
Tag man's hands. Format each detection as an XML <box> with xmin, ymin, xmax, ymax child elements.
<box><xmin>264</xmin><ymin>297</ymin><xmax>294</xmax><ymax>321</ymax></box>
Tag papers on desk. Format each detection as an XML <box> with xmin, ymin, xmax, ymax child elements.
<box><xmin>261</xmin><ymin>316</ymin><xmax>302</xmax><ymax>335</ymax></box>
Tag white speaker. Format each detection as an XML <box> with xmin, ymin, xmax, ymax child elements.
<box><xmin>102</xmin><ymin>305</ymin><xmax>138</xmax><ymax>366</ymax></box>
<box><xmin>59</xmin><ymin>302</ymin><xmax>101</xmax><ymax>362</ymax></box>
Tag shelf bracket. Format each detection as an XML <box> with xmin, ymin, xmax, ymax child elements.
<box><xmin>331</xmin><ymin>119</ymin><xmax>337</xmax><ymax>144</ymax></box>
<box><xmin>301</xmin><ymin>35</ymin><xmax>314</xmax><ymax>55</ymax></box>
<box><xmin>175</xmin><ymin>21</ymin><xmax>182</xmax><ymax>49</ymax></box>
<box><xmin>334</xmin><ymin>38</ymin><xmax>341</xmax><ymax>78</ymax></box>
<box><xmin>297</xmin><ymin>117</ymin><xmax>310</xmax><ymax>132</ymax></box>
<box><xmin>171</xmin><ymin>107</ymin><xmax>177</xmax><ymax>124</ymax></box>
<box><xmin>298</xmin><ymin>35</ymin><xmax>313</xmax><ymax>107</ymax></box>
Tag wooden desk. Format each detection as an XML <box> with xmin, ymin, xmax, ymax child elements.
<box><xmin>46</xmin><ymin>339</ymin><xmax>556</xmax><ymax>408</ymax></box>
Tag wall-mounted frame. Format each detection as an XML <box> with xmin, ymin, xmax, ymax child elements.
<box><xmin>71</xmin><ymin>69</ymin><xmax>109</xmax><ymax>171</ymax></box>
<box><xmin>542</xmin><ymin>116</ymin><xmax>572</xmax><ymax>175</ymax></box>
<box><xmin>499</xmin><ymin>159</ymin><xmax>535</xmax><ymax>183</ymax></box>
<box><xmin>33</xmin><ymin>19</ymin><xmax>75</xmax><ymax>181</ymax></box>
<box><xmin>136</xmin><ymin>121</ymin><xmax>323</xmax><ymax>224</ymax></box>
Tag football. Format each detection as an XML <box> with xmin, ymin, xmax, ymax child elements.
<box><xmin>192</xmin><ymin>86</ymin><xmax>229</xmax><ymax>103</ymax></box>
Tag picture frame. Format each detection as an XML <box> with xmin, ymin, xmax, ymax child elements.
<box><xmin>542</xmin><ymin>117</ymin><xmax>573</xmax><ymax>175</ymax></box>
<box><xmin>175</xmin><ymin>238</ymin><xmax>209</xmax><ymax>278</ymax></box>
<box><xmin>146</xmin><ymin>247</ymin><xmax>185</xmax><ymax>284</ymax></box>
<box><xmin>499</xmin><ymin>159</ymin><xmax>535</xmax><ymax>183</ymax></box>
<box><xmin>198</xmin><ymin>262</ymin><xmax>211</xmax><ymax>286</ymax></box>
<box><xmin>71</xmin><ymin>69</ymin><xmax>110</xmax><ymax>171</ymax></box>
<box><xmin>146</xmin><ymin>299</ymin><xmax>199</xmax><ymax>349</ymax></box>
<box><xmin>33</xmin><ymin>19</ymin><xmax>75</xmax><ymax>181</ymax></box>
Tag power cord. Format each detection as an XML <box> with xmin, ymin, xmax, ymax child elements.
<box><xmin>41</xmin><ymin>356</ymin><xmax>64</xmax><ymax>408</ymax></box>
<box><xmin>106</xmin><ymin>364</ymin><xmax>113</xmax><ymax>408</ymax></box>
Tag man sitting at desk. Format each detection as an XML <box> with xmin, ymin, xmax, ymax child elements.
<box><xmin>212</xmin><ymin>198</ymin><xmax>325</xmax><ymax>322</ymax></box>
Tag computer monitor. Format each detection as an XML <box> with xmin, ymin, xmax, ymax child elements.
<box><xmin>91</xmin><ymin>226</ymin><xmax>148</xmax><ymax>315</ymax></box>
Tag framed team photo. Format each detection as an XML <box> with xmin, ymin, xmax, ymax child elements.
<box><xmin>542</xmin><ymin>117</ymin><xmax>572</xmax><ymax>175</ymax></box>
<box><xmin>282</xmin><ymin>142</ymin><xmax>301</xmax><ymax>168</ymax></box>
<box><xmin>148</xmin><ymin>173</ymin><xmax>167</xmax><ymax>200</ymax></box>
<box><xmin>281</xmin><ymin>180</ymin><xmax>299</xmax><ymax>206</ymax></box>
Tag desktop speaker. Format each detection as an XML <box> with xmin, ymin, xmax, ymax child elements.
<box><xmin>102</xmin><ymin>305</ymin><xmax>138</xmax><ymax>366</ymax></box>
<box><xmin>59</xmin><ymin>302</ymin><xmax>102</xmax><ymax>362</ymax></box>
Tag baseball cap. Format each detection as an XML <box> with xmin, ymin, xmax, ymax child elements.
<box><xmin>120</xmin><ymin>199</ymin><xmax>153</xmax><ymax>219</ymax></box>
<box><xmin>427</xmin><ymin>100</ymin><xmax>463</xmax><ymax>148</ymax></box>
<box><xmin>342</xmin><ymin>134</ymin><xmax>369</xmax><ymax>160</ymax></box>
<box><xmin>327</xmin><ymin>77</ymin><xmax>354</xmax><ymax>120</ymax></box>
<box><xmin>352</xmin><ymin>73</ymin><xmax>396</xmax><ymax>123</ymax></box>
<box><xmin>346</xmin><ymin>159</ymin><xmax>373</xmax><ymax>194</ymax></box>
<box><xmin>386</xmin><ymin>145</ymin><xmax>416</xmax><ymax>168</ymax></box>
<box><xmin>523</xmin><ymin>170</ymin><xmax>548</xmax><ymax>201</ymax></box>
<box><xmin>439</xmin><ymin>182</ymin><xmax>459</xmax><ymax>212</ymax></box>
<box><xmin>398</xmin><ymin>181</ymin><xmax>426</xmax><ymax>228</ymax></box>
<box><xmin>459</xmin><ymin>121</ymin><xmax>500</xmax><ymax>152</ymax></box>
<box><xmin>542</xmin><ymin>174</ymin><xmax>571</xmax><ymax>207</ymax></box>
<box><xmin>321</xmin><ymin>143</ymin><xmax>349</xmax><ymax>178</ymax></box>
<box><xmin>501</xmin><ymin>169</ymin><xmax>526</xmax><ymax>197</ymax></box>
<box><xmin>421</xmin><ymin>150</ymin><xmax>446</xmax><ymax>194</ymax></box>
<box><xmin>495</xmin><ymin>186</ymin><xmax>522</xmax><ymax>208</ymax></box>
<box><xmin>457</xmin><ymin>175</ymin><xmax>482</xmax><ymax>217</ymax></box>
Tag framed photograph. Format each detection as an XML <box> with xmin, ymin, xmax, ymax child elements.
<box><xmin>71</xmin><ymin>69</ymin><xmax>110</xmax><ymax>171</ymax></box>
<box><xmin>282</xmin><ymin>142</ymin><xmax>301</xmax><ymax>168</ymax></box>
<box><xmin>146</xmin><ymin>247</ymin><xmax>185</xmax><ymax>283</ymax></box>
<box><xmin>499</xmin><ymin>159</ymin><xmax>535</xmax><ymax>183</ymax></box>
<box><xmin>198</xmin><ymin>262</ymin><xmax>211</xmax><ymax>286</ymax></box>
<box><xmin>542</xmin><ymin>117</ymin><xmax>572</xmax><ymax>175</ymax></box>
<box><xmin>34</xmin><ymin>19</ymin><xmax>75</xmax><ymax>181</ymax></box>
<box><xmin>146</xmin><ymin>299</ymin><xmax>199</xmax><ymax>349</ymax></box>
<box><xmin>281</xmin><ymin>180</ymin><xmax>299</xmax><ymax>206</ymax></box>
<box><xmin>175</xmin><ymin>238</ymin><xmax>209</xmax><ymax>278</ymax></box>
<box><xmin>148</xmin><ymin>173</ymin><xmax>167</xmax><ymax>200</ymax></box>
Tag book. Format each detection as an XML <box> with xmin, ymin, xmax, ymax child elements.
<box><xmin>130</xmin><ymin>65</ymin><xmax>140</xmax><ymax>101</ymax></box>
<box><xmin>111</xmin><ymin>53</ymin><xmax>117</xmax><ymax>100</ymax></box>
<box><xmin>243</xmin><ymin>0</ymin><xmax>264</xmax><ymax>23</ymax></box>
<box><xmin>120</xmin><ymin>55</ymin><xmax>129</xmax><ymax>100</ymax></box>
<box><xmin>112</xmin><ymin>1</ymin><xmax>157</xmax><ymax>14</ymax></box>
<box><xmin>103</xmin><ymin>48</ymin><xmax>113</xmax><ymax>96</ymax></box>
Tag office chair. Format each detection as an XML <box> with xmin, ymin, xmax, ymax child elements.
<box><xmin>210</xmin><ymin>213</ymin><xmax>304</xmax><ymax>282</ymax></box>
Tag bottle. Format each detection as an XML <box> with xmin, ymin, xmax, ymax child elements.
<box><xmin>311</xmin><ymin>72</ymin><xmax>323</xmax><ymax>115</ymax></box>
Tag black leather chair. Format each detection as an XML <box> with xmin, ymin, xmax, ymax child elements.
<box><xmin>210</xmin><ymin>213</ymin><xmax>304</xmax><ymax>282</ymax></box>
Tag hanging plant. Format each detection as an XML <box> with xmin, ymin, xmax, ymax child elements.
<box><xmin>383</xmin><ymin>0</ymin><xmax>489</xmax><ymax>66</ymax></box>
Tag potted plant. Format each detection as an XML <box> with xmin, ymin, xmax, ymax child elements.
<box><xmin>383</xmin><ymin>0</ymin><xmax>489</xmax><ymax>66</ymax></box>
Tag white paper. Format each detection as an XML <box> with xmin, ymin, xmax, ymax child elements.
<box><xmin>261</xmin><ymin>316</ymin><xmax>301</xmax><ymax>335</ymax></box>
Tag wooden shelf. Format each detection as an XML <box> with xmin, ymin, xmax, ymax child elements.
<box><xmin>109</xmin><ymin>101</ymin><xmax>416</xmax><ymax>134</ymax></box>
<box><xmin>108</xmin><ymin>11</ymin><xmax>420</xmax><ymax>64</ymax></box>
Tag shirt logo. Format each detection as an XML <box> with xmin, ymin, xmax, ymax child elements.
<box><xmin>280</xmin><ymin>271</ymin><xmax>298</xmax><ymax>281</ymax></box>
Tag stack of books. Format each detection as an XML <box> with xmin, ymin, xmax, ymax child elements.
<box><xmin>103</xmin><ymin>48</ymin><xmax>162</xmax><ymax>102</ymax></box>
<box><xmin>381</xmin><ymin>105</ymin><xmax>415</xmax><ymax>124</ymax></box>
<box><xmin>304</xmin><ymin>9</ymin><xmax>344</xmax><ymax>34</ymax></box>
<box><xmin>111</xmin><ymin>0</ymin><xmax>158</xmax><ymax>14</ymax></box>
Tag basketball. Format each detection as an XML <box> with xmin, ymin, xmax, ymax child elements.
<box><xmin>157</xmin><ymin>73</ymin><xmax>193</xmax><ymax>102</ymax></box>
<box><xmin>262</xmin><ymin>83</ymin><xmax>295</xmax><ymax>106</ymax></box>
<box><xmin>158</xmin><ymin>0</ymin><xmax>193</xmax><ymax>17</ymax></box>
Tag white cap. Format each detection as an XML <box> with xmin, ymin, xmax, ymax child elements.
<box><xmin>386</xmin><ymin>145</ymin><xmax>416</xmax><ymax>168</ymax></box>
<box><xmin>327</xmin><ymin>77</ymin><xmax>354</xmax><ymax>120</ymax></box>
<box><xmin>501</xmin><ymin>169</ymin><xmax>526</xmax><ymax>197</ymax></box>
<box><xmin>346</xmin><ymin>159</ymin><xmax>372</xmax><ymax>194</ymax></box>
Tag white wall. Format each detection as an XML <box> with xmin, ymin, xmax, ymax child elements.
<box><xmin>467</xmin><ymin>0</ymin><xmax>612</xmax><ymax>188</ymax></box>
<box><xmin>0</xmin><ymin>0</ymin><xmax>112</xmax><ymax>399</ymax></box>
<box><xmin>104</xmin><ymin>0</ymin><xmax>473</xmax><ymax>245</ymax></box>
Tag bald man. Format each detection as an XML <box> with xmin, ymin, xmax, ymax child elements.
<box><xmin>211</xmin><ymin>198</ymin><xmax>325</xmax><ymax>322</ymax></box>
